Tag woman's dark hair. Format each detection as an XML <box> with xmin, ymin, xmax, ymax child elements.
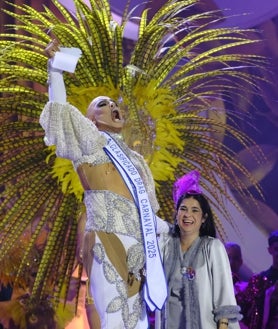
<box><xmin>172</xmin><ymin>193</ymin><xmax>216</xmax><ymax>238</ymax></box>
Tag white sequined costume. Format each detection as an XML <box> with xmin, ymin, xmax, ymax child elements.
<box><xmin>40</xmin><ymin>67</ymin><xmax>167</xmax><ymax>329</ymax></box>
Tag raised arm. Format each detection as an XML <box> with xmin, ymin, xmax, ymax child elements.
<box><xmin>44</xmin><ymin>40</ymin><xmax>67</xmax><ymax>103</ymax></box>
<box><xmin>40</xmin><ymin>42</ymin><xmax>100</xmax><ymax>163</ymax></box>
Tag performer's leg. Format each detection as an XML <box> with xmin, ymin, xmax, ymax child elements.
<box><xmin>82</xmin><ymin>230</ymin><xmax>101</xmax><ymax>329</ymax></box>
<box><xmin>85</xmin><ymin>287</ymin><xmax>101</xmax><ymax>329</ymax></box>
<box><xmin>89</xmin><ymin>234</ymin><xmax>148</xmax><ymax>329</ymax></box>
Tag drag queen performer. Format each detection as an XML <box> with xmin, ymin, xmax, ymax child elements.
<box><xmin>40</xmin><ymin>40</ymin><xmax>168</xmax><ymax>329</ymax></box>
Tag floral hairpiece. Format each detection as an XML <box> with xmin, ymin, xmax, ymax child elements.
<box><xmin>173</xmin><ymin>170</ymin><xmax>202</xmax><ymax>205</ymax></box>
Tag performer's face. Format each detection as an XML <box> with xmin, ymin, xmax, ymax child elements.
<box><xmin>87</xmin><ymin>96</ymin><xmax>124</xmax><ymax>133</ymax></box>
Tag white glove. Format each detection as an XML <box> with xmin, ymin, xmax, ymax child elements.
<box><xmin>47</xmin><ymin>58</ymin><xmax>67</xmax><ymax>104</ymax></box>
<box><xmin>47</xmin><ymin>48</ymin><xmax>82</xmax><ymax>104</ymax></box>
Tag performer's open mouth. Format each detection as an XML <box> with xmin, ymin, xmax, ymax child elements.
<box><xmin>112</xmin><ymin>108</ymin><xmax>122</xmax><ymax>122</ymax></box>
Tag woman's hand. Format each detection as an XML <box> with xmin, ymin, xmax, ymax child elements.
<box><xmin>218</xmin><ymin>319</ymin><xmax>229</xmax><ymax>329</ymax></box>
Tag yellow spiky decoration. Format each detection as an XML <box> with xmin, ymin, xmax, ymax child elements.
<box><xmin>0</xmin><ymin>0</ymin><xmax>269</xmax><ymax>322</ymax></box>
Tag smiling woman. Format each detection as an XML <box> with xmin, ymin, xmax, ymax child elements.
<box><xmin>156</xmin><ymin>170</ymin><xmax>241</xmax><ymax>329</ymax></box>
<box><xmin>176</xmin><ymin>196</ymin><xmax>214</xmax><ymax>249</ymax></box>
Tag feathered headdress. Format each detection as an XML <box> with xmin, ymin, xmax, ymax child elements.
<box><xmin>0</xmin><ymin>0</ymin><xmax>268</xmax><ymax>324</ymax></box>
<box><xmin>173</xmin><ymin>170</ymin><xmax>202</xmax><ymax>205</ymax></box>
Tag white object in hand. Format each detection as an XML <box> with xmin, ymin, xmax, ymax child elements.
<box><xmin>51</xmin><ymin>47</ymin><xmax>82</xmax><ymax>73</ymax></box>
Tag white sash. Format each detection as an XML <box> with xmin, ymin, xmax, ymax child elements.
<box><xmin>102</xmin><ymin>132</ymin><xmax>167</xmax><ymax>311</ymax></box>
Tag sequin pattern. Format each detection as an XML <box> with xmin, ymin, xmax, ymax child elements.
<box><xmin>84</xmin><ymin>190</ymin><xmax>142</xmax><ymax>241</ymax></box>
<box><xmin>94</xmin><ymin>243</ymin><xmax>144</xmax><ymax>329</ymax></box>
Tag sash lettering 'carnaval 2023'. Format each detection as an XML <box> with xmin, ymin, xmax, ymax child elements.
<box><xmin>102</xmin><ymin>132</ymin><xmax>167</xmax><ymax>311</ymax></box>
